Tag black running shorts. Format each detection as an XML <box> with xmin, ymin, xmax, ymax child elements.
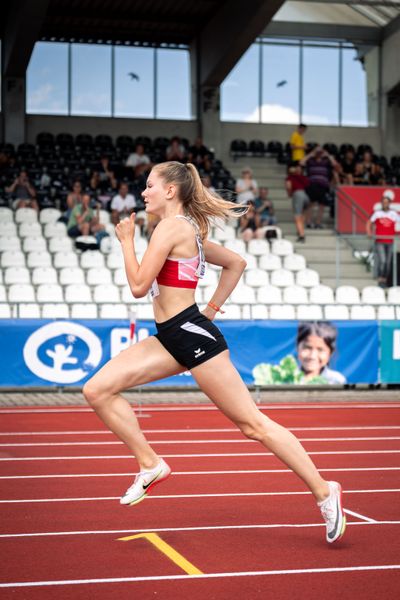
<box><xmin>155</xmin><ymin>304</ymin><xmax>228</xmax><ymax>369</ymax></box>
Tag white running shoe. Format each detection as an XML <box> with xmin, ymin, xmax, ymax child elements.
<box><xmin>318</xmin><ymin>481</ymin><xmax>346</xmax><ymax>543</ymax></box>
<box><xmin>120</xmin><ymin>458</ymin><xmax>171</xmax><ymax>506</ymax></box>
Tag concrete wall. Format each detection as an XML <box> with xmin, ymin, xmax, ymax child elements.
<box><xmin>381</xmin><ymin>28</ymin><xmax>400</xmax><ymax>158</ymax></box>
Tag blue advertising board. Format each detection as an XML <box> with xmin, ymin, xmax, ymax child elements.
<box><xmin>0</xmin><ymin>318</ymin><xmax>380</xmax><ymax>387</ymax></box>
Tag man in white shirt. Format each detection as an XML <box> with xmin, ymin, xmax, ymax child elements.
<box><xmin>125</xmin><ymin>143</ymin><xmax>152</xmax><ymax>178</ymax></box>
<box><xmin>110</xmin><ymin>182</ymin><xmax>137</xmax><ymax>225</ymax></box>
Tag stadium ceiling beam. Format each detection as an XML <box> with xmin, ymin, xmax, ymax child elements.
<box><xmin>3</xmin><ymin>0</ymin><xmax>50</xmax><ymax>77</ymax></box>
<box><xmin>383</xmin><ymin>12</ymin><xmax>400</xmax><ymax>38</ymax></box>
<box><xmin>264</xmin><ymin>21</ymin><xmax>382</xmax><ymax>44</ymax></box>
<box><xmin>289</xmin><ymin>0</ymin><xmax>400</xmax><ymax>6</ymax></box>
<box><xmin>198</xmin><ymin>0</ymin><xmax>286</xmax><ymax>87</ymax></box>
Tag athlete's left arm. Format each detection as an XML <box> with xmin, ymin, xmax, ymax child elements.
<box><xmin>202</xmin><ymin>240</ymin><xmax>246</xmax><ymax>319</ymax></box>
<box><xmin>116</xmin><ymin>214</ymin><xmax>176</xmax><ymax>298</ymax></box>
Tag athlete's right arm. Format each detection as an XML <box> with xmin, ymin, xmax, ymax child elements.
<box><xmin>202</xmin><ymin>240</ymin><xmax>246</xmax><ymax>318</ymax></box>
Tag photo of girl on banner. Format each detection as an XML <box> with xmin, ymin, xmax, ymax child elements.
<box><xmin>253</xmin><ymin>321</ymin><xmax>346</xmax><ymax>385</ymax></box>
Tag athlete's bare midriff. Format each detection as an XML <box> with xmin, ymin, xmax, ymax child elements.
<box><xmin>152</xmin><ymin>286</ymin><xmax>197</xmax><ymax>323</ymax></box>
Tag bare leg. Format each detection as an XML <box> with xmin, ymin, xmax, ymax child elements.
<box><xmin>191</xmin><ymin>351</ymin><xmax>329</xmax><ymax>502</ymax></box>
<box><xmin>294</xmin><ymin>214</ymin><xmax>305</xmax><ymax>237</ymax></box>
<box><xmin>83</xmin><ymin>336</ymin><xmax>185</xmax><ymax>470</ymax></box>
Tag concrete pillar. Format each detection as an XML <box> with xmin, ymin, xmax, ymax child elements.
<box><xmin>2</xmin><ymin>76</ymin><xmax>26</xmax><ymax>146</ymax></box>
<box><xmin>200</xmin><ymin>86</ymin><xmax>222</xmax><ymax>157</ymax></box>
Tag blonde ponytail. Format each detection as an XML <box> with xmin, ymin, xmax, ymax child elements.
<box><xmin>153</xmin><ymin>161</ymin><xmax>246</xmax><ymax>239</ymax></box>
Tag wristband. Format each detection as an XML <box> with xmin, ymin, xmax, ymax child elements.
<box><xmin>207</xmin><ymin>301</ymin><xmax>225</xmax><ymax>314</ymax></box>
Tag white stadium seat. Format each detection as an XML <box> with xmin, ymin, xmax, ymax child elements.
<box><xmin>27</xmin><ymin>251</ymin><xmax>52</xmax><ymax>268</ymax></box>
<box><xmin>283</xmin><ymin>285</ymin><xmax>308</xmax><ymax>304</ymax></box>
<box><xmin>251</xmin><ymin>304</ymin><xmax>269</xmax><ymax>319</ymax></box>
<box><xmin>198</xmin><ymin>268</ymin><xmax>218</xmax><ymax>288</ymax></box>
<box><xmin>258</xmin><ymin>254</ymin><xmax>281</xmax><ymax>271</ymax></box>
<box><xmin>43</xmin><ymin>222</ymin><xmax>67</xmax><ymax>238</ymax></box>
<box><xmin>0</xmin><ymin>207</ymin><xmax>13</xmax><ymax>223</ymax></box>
<box><xmin>0</xmin><ymin>304</ymin><xmax>12</xmax><ymax>318</ymax></box>
<box><xmin>1</xmin><ymin>250</ymin><xmax>25</xmax><ymax>268</ymax></box>
<box><xmin>296</xmin><ymin>304</ymin><xmax>324</xmax><ymax>320</ymax></box>
<box><xmin>296</xmin><ymin>268</ymin><xmax>320</xmax><ymax>288</ymax></box>
<box><xmin>37</xmin><ymin>284</ymin><xmax>64</xmax><ymax>303</ymax></box>
<box><xmin>387</xmin><ymin>286</ymin><xmax>400</xmax><ymax>304</ymax></box>
<box><xmin>53</xmin><ymin>251</ymin><xmax>79</xmax><ymax>269</ymax></box>
<box><xmin>19</xmin><ymin>303</ymin><xmax>41</xmax><ymax>318</ymax></box>
<box><xmin>271</xmin><ymin>239</ymin><xmax>293</xmax><ymax>257</ymax></box>
<box><xmin>256</xmin><ymin>285</ymin><xmax>282</xmax><ymax>304</ymax></box>
<box><xmin>99</xmin><ymin>209</ymin><xmax>111</xmax><ymax>224</ymax></box>
<box><xmin>65</xmin><ymin>284</ymin><xmax>92</xmax><ymax>303</ymax></box>
<box><xmin>215</xmin><ymin>304</ymin><xmax>241</xmax><ymax>319</ymax></box>
<box><xmin>93</xmin><ymin>284</ymin><xmax>121</xmax><ymax>303</ymax></box>
<box><xmin>335</xmin><ymin>285</ymin><xmax>360</xmax><ymax>304</ymax></box>
<box><xmin>32</xmin><ymin>267</ymin><xmax>58</xmax><ymax>285</ymax></box>
<box><xmin>48</xmin><ymin>236</ymin><xmax>73</xmax><ymax>253</ymax></box>
<box><xmin>270</xmin><ymin>268</ymin><xmax>295</xmax><ymax>288</ymax></box>
<box><xmin>245</xmin><ymin>268</ymin><xmax>269</xmax><ymax>287</ymax></box>
<box><xmin>86</xmin><ymin>267</ymin><xmax>112</xmax><ymax>286</ymax></box>
<box><xmin>213</xmin><ymin>225</ymin><xmax>236</xmax><ymax>242</ymax></box>
<box><xmin>0</xmin><ymin>236</ymin><xmax>21</xmax><ymax>252</ymax></box>
<box><xmin>80</xmin><ymin>251</ymin><xmax>105</xmax><ymax>269</ymax></box>
<box><xmin>309</xmin><ymin>285</ymin><xmax>335</xmax><ymax>305</ymax></box>
<box><xmin>241</xmin><ymin>253</ymin><xmax>257</xmax><ymax>270</ymax></box>
<box><xmin>42</xmin><ymin>303</ymin><xmax>70</xmax><ymax>318</ymax></box>
<box><xmin>22</xmin><ymin>236</ymin><xmax>47</xmax><ymax>253</ymax></box>
<box><xmin>230</xmin><ymin>285</ymin><xmax>256</xmax><ymax>304</ymax></box>
<box><xmin>224</xmin><ymin>239</ymin><xmax>246</xmax><ymax>254</ymax></box>
<box><xmin>247</xmin><ymin>239</ymin><xmax>269</xmax><ymax>257</ymax></box>
<box><xmin>19</xmin><ymin>222</ymin><xmax>41</xmax><ymax>237</ymax></box>
<box><xmin>58</xmin><ymin>267</ymin><xmax>85</xmax><ymax>286</ymax></box>
<box><xmin>8</xmin><ymin>284</ymin><xmax>35</xmax><ymax>303</ymax></box>
<box><xmin>377</xmin><ymin>305</ymin><xmax>396</xmax><ymax>320</ymax></box>
<box><xmin>350</xmin><ymin>305</ymin><xmax>376</xmax><ymax>319</ymax></box>
<box><xmin>70</xmin><ymin>303</ymin><xmax>98</xmax><ymax>319</ymax></box>
<box><xmin>121</xmin><ymin>285</ymin><xmax>148</xmax><ymax>304</ymax></box>
<box><xmin>361</xmin><ymin>286</ymin><xmax>386</xmax><ymax>305</ymax></box>
<box><xmin>39</xmin><ymin>208</ymin><xmax>62</xmax><ymax>224</ymax></box>
<box><xmin>269</xmin><ymin>304</ymin><xmax>296</xmax><ymax>319</ymax></box>
<box><xmin>135</xmin><ymin>304</ymin><xmax>155</xmax><ymax>319</ymax></box>
<box><xmin>99</xmin><ymin>304</ymin><xmax>129</xmax><ymax>319</ymax></box>
<box><xmin>0</xmin><ymin>222</ymin><xmax>17</xmax><ymax>236</ymax></box>
<box><xmin>15</xmin><ymin>208</ymin><xmax>38</xmax><ymax>224</ymax></box>
<box><xmin>0</xmin><ymin>285</ymin><xmax>7</xmax><ymax>302</ymax></box>
<box><xmin>283</xmin><ymin>253</ymin><xmax>306</xmax><ymax>272</ymax></box>
<box><xmin>324</xmin><ymin>304</ymin><xmax>350</xmax><ymax>320</ymax></box>
<box><xmin>113</xmin><ymin>268</ymin><xmax>128</xmax><ymax>286</ymax></box>
<box><xmin>107</xmin><ymin>252</ymin><xmax>124</xmax><ymax>270</ymax></box>
<box><xmin>4</xmin><ymin>267</ymin><xmax>30</xmax><ymax>285</ymax></box>
<box><xmin>135</xmin><ymin>237</ymin><xmax>148</xmax><ymax>254</ymax></box>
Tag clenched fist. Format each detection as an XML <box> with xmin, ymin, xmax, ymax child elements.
<box><xmin>115</xmin><ymin>212</ymin><xmax>136</xmax><ymax>245</ymax></box>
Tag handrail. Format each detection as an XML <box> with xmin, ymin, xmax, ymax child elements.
<box><xmin>336</xmin><ymin>186</ymin><xmax>371</xmax><ymax>236</ymax></box>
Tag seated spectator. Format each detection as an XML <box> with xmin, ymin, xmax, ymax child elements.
<box><xmin>235</xmin><ymin>167</ymin><xmax>258</xmax><ymax>204</ymax></box>
<box><xmin>67</xmin><ymin>193</ymin><xmax>106</xmax><ymax>240</ymax></box>
<box><xmin>354</xmin><ymin>151</ymin><xmax>385</xmax><ymax>185</ymax></box>
<box><xmin>165</xmin><ymin>137</ymin><xmax>187</xmax><ymax>162</ymax></box>
<box><xmin>366</xmin><ymin>189</ymin><xmax>400</xmax><ymax>288</ymax></box>
<box><xmin>290</xmin><ymin>124</ymin><xmax>307</xmax><ymax>162</ymax></box>
<box><xmin>188</xmin><ymin>137</ymin><xmax>211</xmax><ymax>169</ymax></box>
<box><xmin>110</xmin><ymin>182</ymin><xmax>137</xmax><ymax>225</ymax></box>
<box><xmin>201</xmin><ymin>175</ymin><xmax>216</xmax><ymax>194</ymax></box>
<box><xmin>6</xmin><ymin>170</ymin><xmax>39</xmax><ymax>211</ymax></box>
<box><xmin>339</xmin><ymin>149</ymin><xmax>357</xmax><ymax>185</ymax></box>
<box><xmin>126</xmin><ymin>143</ymin><xmax>152</xmax><ymax>179</ymax></box>
<box><xmin>238</xmin><ymin>202</ymin><xmax>263</xmax><ymax>242</ymax></box>
<box><xmin>300</xmin><ymin>146</ymin><xmax>337</xmax><ymax>229</ymax></box>
<box><xmin>98</xmin><ymin>156</ymin><xmax>118</xmax><ymax>191</ymax></box>
<box><xmin>254</xmin><ymin>187</ymin><xmax>277</xmax><ymax>226</ymax></box>
<box><xmin>285</xmin><ymin>162</ymin><xmax>310</xmax><ymax>243</ymax></box>
<box><xmin>59</xmin><ymin>180</ymin><xmax>83</xmax><ymax>223</ymax></box>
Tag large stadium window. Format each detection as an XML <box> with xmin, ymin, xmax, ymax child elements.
<box><xmin>261</xmin><ymin>43</ymin><xmax>300</xmax><ymax>124</ymax></box>
<box><xmin>341</xmin><ymin>48</ymin><xmax>368</xmax><ymax>127</ymax></box>
<box><xmin>71</xmin><ymin>44</ymin><xmax>112</xmax><ymax>116</ymax></box>
<box><xmin>156</xmin><ymin>49</ymin><xmax>191</xmax><ymax>119</ymax></box>
<box><xmin>302</xmin><ymin>45</ymin><xmax>340</xmax><ymax>126</ymax></box>
<box><xmin>26</xmin><ymin>42</ymin><xmax>69</xmax><ymax>115</ymax></box>
<box><xmin>221</xmin><ymin>44</ymin><xmax>259</xmax><ymax>122</ymax></box>
<box><xmin>114</xmin><ymin>47</ymin><xmax>154</xmax><ymax>118</ymax></box>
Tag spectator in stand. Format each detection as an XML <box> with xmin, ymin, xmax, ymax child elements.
<box><xmin>354</xmin><ymin>151</ymin><xmax>385</xmax><ymax>185</ymax></box>
<box><xmin>339</xmin><ymin>149</ymin><xmax>357</xmax><ymax>185</ymax></box>
<box><xmin>67</xmin><ymin>193</ymin><xmax>106</xmax><ymax>239</ymax></box>
<box><xmin>254</xmin><ymin>187</ymin><xmax>277</xmax><ymax>226</ymax></box>
<box><xmin>201</xmin><ymin>175</ymin><xmax>216</xmax><ymax>194</ymax></box>
<box><xmin>290</xmin><ymin>124</ymin><xmax>307</xmax><ymax>162</ymax></box>
<box><xmin>286</xmin><ymin>162</ymin><xmax>310</xmax><ymax>243</ymax></box>
<box><xmin>59</xmin><ymin>180</ymin><xmax>83</xmax><ymax>224</ymax></box>
<box><xmin>110</xmin><ymin>182</ymin><xmax>137</xmax><ymax>225</ymax></box>
<box><xmin>300</xmin><ymin>146</ymin><xmax>337</xmax><ymax>229</ymax></box>
<box><xmin>188</xmin><ymin>137</ymin><xmax>212</xmax><ymax>169</ymax></box>
<box><xmin>126</xmin><ymin>143</ymin><xmax>152</xmax><ymax>179</ymax></box>
<box><xmin>6</xmin><ymin>170</ymin><xmax>39</xmax><ymax>211</ymax></box>
<box><xmin>235</xmin><ymin>167</ymin><xmax>258</xmax><ymax>205</ymax></box>
<box><xmin>98</xmin><ymin>156</ymin><xmax>118</xmax><ymax>191</ymax></box>
<box><xmin>238</xmin><ymin>202</ymin><xmax>263</xmax><ymax>242</ymax></box>
<box><xmin>366</xmin><ymin>189</ymin><xmax>400</xmax><ymax>288</ymax></box>
<box><xmin>165</xmin><ymin>136</ymin><xmax>187</xmax><ymax>162</ymax></box>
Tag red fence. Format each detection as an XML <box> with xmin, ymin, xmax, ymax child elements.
<box><xmin>336</xmin><ymin>185</ymin><xmax>400</xmax><ymax>234</ymax></box>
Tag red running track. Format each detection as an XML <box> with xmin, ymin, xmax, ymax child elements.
<box><xmin>0</xmin><ymin>403</ymin><xmax>400</xmax><ymax>600</ymax></box>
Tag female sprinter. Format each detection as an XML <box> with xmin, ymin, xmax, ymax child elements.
<box><xmin>83</xmin><ymin>161</ymin><xmax>346</xmax><ymax>544</ymax></box>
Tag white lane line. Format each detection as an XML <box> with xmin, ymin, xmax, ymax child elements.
<box><xmin>1</xmin><ymin>565</ymin><xmax>400</xmax><ymax>588</ymax></box>
<box><xmin>2</xmin><ymin>436</ymin><xmax>400</xmax><ymax>447</ymax></box>
<box><xmin>2</xmin><ymin>426</ymin><xmax>400</xmax><ymax>436</ymax></box>
<box><xmin>0</xmin><ymin>404</ymin><xmax>399</xmax><ymax>414</ymax></box>
<box><xmin>2</xmin><ymin>520</ymin><xmax>399</xmax><ymax>540</ymax></box>
<box><xmin>1</xmin><ymin>466</ymin><xmax>400</xmax><ymax>480</ymax></box>
<box><xmin>1</xmin><ymin>488</ymin><xmax>399</xmax><ymax>504</ymax></box>
<box><xmin>344</xmin><ymin>509</ymin><xmax>378</xmax><ymax>523</ymax></box>
<box><xmin>1</xmin><ymin>449</ymin><xmax>400</xmax><ymax>461</ymax></box>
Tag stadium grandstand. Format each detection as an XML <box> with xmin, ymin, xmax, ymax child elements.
<box><xmin>2</xmin><ymin>2</ymin><xmax>400</xmax><ymax>598</ymax></box>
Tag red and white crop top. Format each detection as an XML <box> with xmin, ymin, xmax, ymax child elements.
<box><xmin>150</xmin><ymin>215</ymin><xmax>205</xmax><ymax>298</ymax></box>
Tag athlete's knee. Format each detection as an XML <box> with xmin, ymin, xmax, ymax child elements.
<box><xmin>83</xmin><ymin>378</ymin><xmax>105</xmax><ymax>408</ymax></box>
<box><xmin>239</xmin><ymin>416</ymin><xmax>268</xmax><ymax>442</ymax></box>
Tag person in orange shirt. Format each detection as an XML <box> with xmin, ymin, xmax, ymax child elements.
<box><xmin>290</xmin><ymin>124</ymin><xmax>307</xmax><ymax>162</ymax></box>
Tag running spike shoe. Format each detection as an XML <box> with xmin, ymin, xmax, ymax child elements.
<box><xmin>120</xmin><ymin>458</ymin><xmax>171</xmax><ymax>506</ymax></box>
<box><xmin>318</xmin><ymin>481</ymin><xmax>346</xmax><ymax>543</ymax></box>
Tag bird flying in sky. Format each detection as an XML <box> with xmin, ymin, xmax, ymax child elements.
<box><xmin>276</xmin><ymin>80</ymin><xmax>287</xmax><ymax>87</ymax></box>
<box><xmin>128</xmin><ymin>72</ymin><xmax>140</xmax><ymax>81</ymax></box>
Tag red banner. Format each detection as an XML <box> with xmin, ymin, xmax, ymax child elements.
<box><xmin>336</xmin><ymin>185</ymin><xmax>400</xmax><ymax>234</ymax></box>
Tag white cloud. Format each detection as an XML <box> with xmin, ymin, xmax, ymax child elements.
<box><xmin>28</xmin><ymin>83</ymin><xmax>55</xmax><ymax>109</ymax></box>
<box><xmin>245</xmin><ymin>103</ymin><xmax>331</xmax><ymax>125</ymax></box>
